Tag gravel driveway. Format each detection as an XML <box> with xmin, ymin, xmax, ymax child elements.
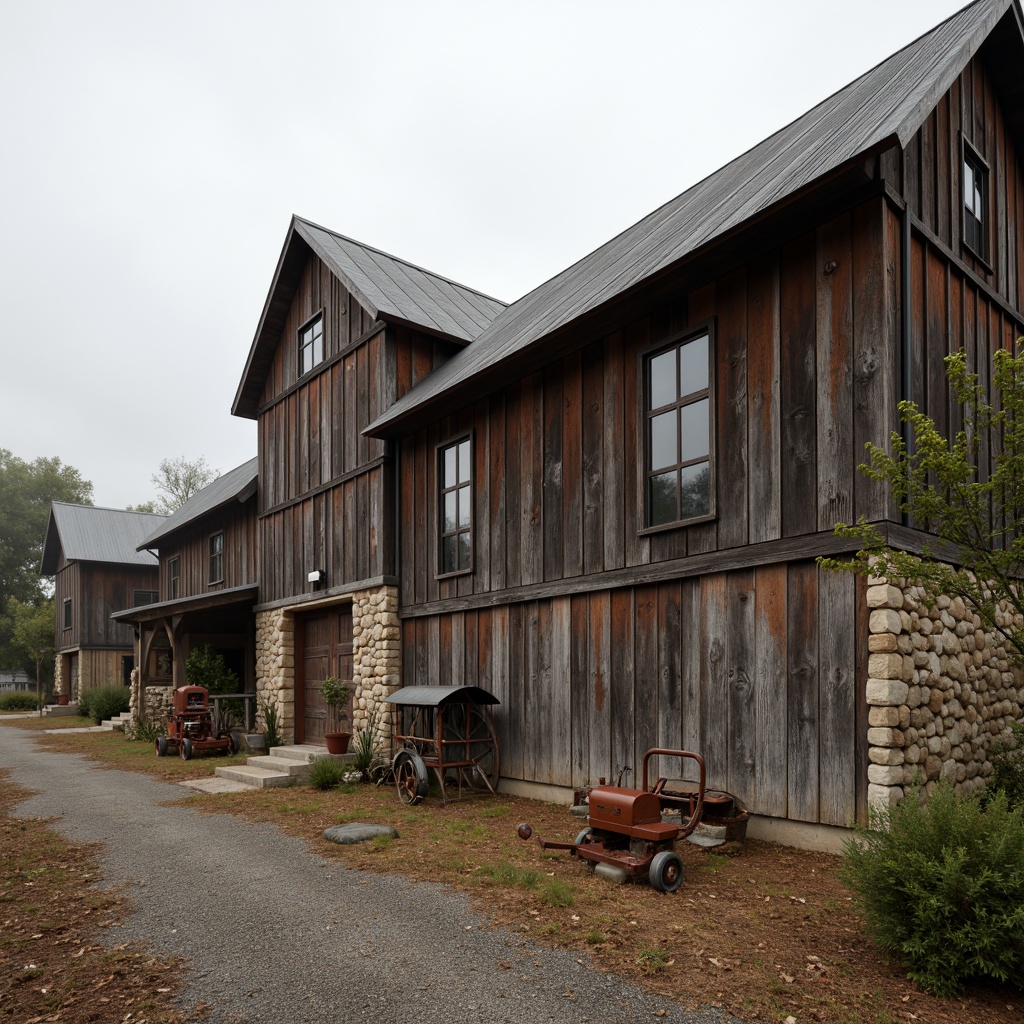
<box><xmin>0</xmin><ymin>725</ymin><xmax>741</xmax><ymax>1024</ymax></box>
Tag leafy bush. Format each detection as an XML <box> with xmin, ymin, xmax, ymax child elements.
<box><xmin>308</xmin><ymin>757</ymin><xmax>347</xmax><ymax>790</ymax></box>
<box><xmin>81</xmin><ymin>684</ymin><xmax>130</xmax><ymax>726</ymax></box>
<box><xmin>351</xmin><ymin>703</ymin><xmax>382</xmax><ymax>780</ymax></box>
<box><xmin>0</xmin><ymin>691</ymin><xmax>41</xmax><ymax>711</ymax></box>
<box><xmin>126</xmin><ymin>715</ymin><xmax>164</xmax><ymax>743</ymax></box>
<box><xmin>988</xmin><ymin>721</ymin><xmax>1024</xmax><ymax>813</ymax></box>
<box><xmin>841</xmin><ymin>783</ymin><xmax>1024</xmax><ymax>996</ymax></box>
<box><xmin>185</xmin><ymin>644</ymin><xmax>239</xmax><ymax>694</ymax></box>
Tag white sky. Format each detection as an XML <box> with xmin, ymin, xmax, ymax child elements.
<box><xmin>0</xmin><ymin>0</ymin><xmax>968</xmax><ymax>510</ymax></box>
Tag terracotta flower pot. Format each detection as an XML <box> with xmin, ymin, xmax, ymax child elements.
<box><xmin>57</xmin><ymin>694</ymin><xmax>69</xmax><ymax>706</ymax></box>
<box><xmin>324</xmin><ymin>732</ymin><xmax>351</xmax><ymax>755</ymax></box>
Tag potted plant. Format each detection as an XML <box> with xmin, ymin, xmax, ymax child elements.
<box><xmin>321</xmin><ymin>676</ymin><xmax>351</xmax><ymax>755</ymax></box>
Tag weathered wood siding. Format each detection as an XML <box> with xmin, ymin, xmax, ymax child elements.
<box><xmin>401</xmin><ymin>563</ymin><xmax>866</xmax><ymax>827</ymax></box>
<box><xmin>54</xmin><ymin>560</ymin><xmax>158</xmax><ymax>652</ymax></box>
<box><xmin>158</xmin><ymin>498</ymin><xmax>258</xmax><ymax>600</ymax></box>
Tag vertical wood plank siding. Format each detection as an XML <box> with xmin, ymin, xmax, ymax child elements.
<box><xmin>54</xmin><ymin>561</ymin><xmax>159</xmax><ymax>652</ymax></box>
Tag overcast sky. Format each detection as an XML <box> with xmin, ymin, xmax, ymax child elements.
<box><xmin>1</xmin><ymin>0</ymin><xmax>968</xmax><ymax>510</ymax></box>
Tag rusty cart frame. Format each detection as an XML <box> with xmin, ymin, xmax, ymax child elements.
<box><xmin>383</xmin><ymin>685</ymin><xmax>500</xmax><ymax>804</ymax></box>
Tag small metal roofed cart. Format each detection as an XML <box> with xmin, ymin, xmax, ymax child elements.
<box><xmin>383</xmin><ymin>685</ymin><xmax>500</xmax><ymax>805</ymax></box>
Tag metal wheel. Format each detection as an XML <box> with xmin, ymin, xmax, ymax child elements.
<box><xmin>224</xmin><ymin>731</ymin><xmax>240</xmax><ymax>755</ymax></box>
<box><xmin>649</xmin><ymin>850</ymin><xmax>683</xmax><ymax>893</ymax></box>
<box><xmin>156</xmin><ymin>736</ymin><xmax>168</xmax><ymax>757</ymax></box>
<box><xmin>179</xmin><ymin>736</ymin><xmax>193</xmax><ymax>761</ymax></box>
<box><xmin>394</xmin><ymin>750</ymin><xmax>428</xmax><ymax>805</ymax></box>
<box><xmin>574</xmin><ymin>826</ymin><xmax>595</xmax><ymax>847</ymax></box>
<box><xmin>443</xmin><ymin>705</ymin><xmax>500</xmax><ymax>791</ymax></box>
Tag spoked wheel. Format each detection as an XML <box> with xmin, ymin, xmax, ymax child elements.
<box><xmin>179</xmin><ymin>736</ymin><xmax>193</xmax><ymax>761</ymax></box>
<box><xmin>649</xmin><ymin>850</ymin><xmax>684</xmax><ymax>893</ymax></box>
<box><xmin>393</xmin><ymin>750</ymin><xmax>428</xmax><ymax>805</ymax></box>
<box><xmin>443</xmin><ymin>705</ymin><xmax>500</xmax><ymax>791</ymax></box>
<box><xmin>156</xmin><ymin>736</ymin><xmax>168</xmax><ymax>757</ymax></box>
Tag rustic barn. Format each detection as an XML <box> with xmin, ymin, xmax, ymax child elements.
<box><xmin>361</xmin><ymin>0</ymin><xmax>1024</xmax><ymax>846</ymax></box>
<box><xmin>40</xmin><ymin>503</ymin><xmax>164</xmax><ymax>700</ymax></box>
<box><xmin>112</xmin><ymin>459</ymin><xmax>259</xmax><ymax>723</ymax></box>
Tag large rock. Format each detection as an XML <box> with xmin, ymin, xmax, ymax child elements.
<box><xmin>323</xmin><ymin>823</ymin><xmax>399</xmax><ymax>845</ymax></box>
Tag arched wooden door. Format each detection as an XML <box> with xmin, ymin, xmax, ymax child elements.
<box><xmin>296</xmin><ymin>605</ymin><xmax>353</xmax><ymax>744</ymax></box>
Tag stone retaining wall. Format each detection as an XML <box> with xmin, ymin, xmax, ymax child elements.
<box><xmin>255</xmin><ymin>585</ymin><xmax>400</xmax><ymax>746</ymax></box>
<box><xmin>865</xmin><ymin>574</ymin><xmax>1024</xmax><ymax>810</ymax></box>
<box><xmin>128</xmin><ymin>666</ymin><xmax>172</xmax><ymax>726</ymax></box>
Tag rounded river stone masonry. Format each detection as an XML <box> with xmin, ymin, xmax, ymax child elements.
<box><xmin>255</xmin><ymin>585</ymin><xmax>400</xmax><ymax>745</ymax></box>
<box><xmin>865</xmin><ymin>573</ymin><xmax>1024</xmax><ymax>811</ymax></box>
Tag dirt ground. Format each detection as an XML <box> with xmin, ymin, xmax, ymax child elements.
<box><xmin>3</xmin><ymin>716</ymin><xmax>1022</xmax><ymax>1023</ymax></box>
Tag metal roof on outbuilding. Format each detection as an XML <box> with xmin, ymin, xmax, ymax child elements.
<box><xmin>232</xmin><ymin>217</ymin><xmax>507</xmax><ymax>419</ymax></box>
<box><xmin>366</xmin><ymin>0</ymin><xmax>1022</xmax><ymax>438</ymax></box>
<box><xmin>40</xmin><ymin>504</ymin><xmax>165</xmax><ymax>574</ymax></box>
<box><xmin>139</xmin><ymin>457</ymin><xmax>258</xmax><ymax>549</ymax></box>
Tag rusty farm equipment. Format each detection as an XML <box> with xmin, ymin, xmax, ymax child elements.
<box><xmin>156</xmin><ymin>685</ymin><xmax>238</xmax><ymax>760</ymax></box>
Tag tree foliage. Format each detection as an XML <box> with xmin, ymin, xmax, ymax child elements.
<box><xmin>823</xmin><ymin>342</ymin><xmax>1024</xmax><ymax>666</ymax></box>
<box><xmin>143</xmin><ymin>456</ymin><xmax>219</xmax><ymax>514</ymax></box>
<box><xmin>5</xmin><ymin>597</ymin><xmax>55</xmax><ymax>709</ymax></box>
<box><xmin>0</xmin><ymin>450</ymin><xmax>93</xmax><ymax>610</ymax></box>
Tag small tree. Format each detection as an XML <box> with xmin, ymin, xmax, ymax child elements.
<box><xmin>823</xmin><ymin>340</ymin><xmax>1024</xmax><ymax>666</ymax></box>
<box><xmin>7</xmin><ymin>598</ymin><xmax>55</xmax><ymax>716</ymax></box>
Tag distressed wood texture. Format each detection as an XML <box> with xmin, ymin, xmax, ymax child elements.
<box><xmin>53</xmin><ymin>561</ymin><xmax>159</xmax><ymax>652</ymax></box>
<box><xmin>400</xmin><ymin>560</ymin><xmax>860</xmax><ymax>824</ymax></box>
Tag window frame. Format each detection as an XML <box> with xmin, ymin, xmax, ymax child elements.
<box><xmin>961</xmin><ymin>135</ymin><xmax>991</xmax><ymax>269</ymax></box>
<box><xmin>637</xmin><ymin>321</ymin><xmax>717</xmax><ymax>535</ymax></box>
<box><xmin>168</xmin><ymin>555</ymin><xmax>180</xmax><ymax>600</ymax></box>
<box><xmin>133</xmin><ymin>589</ymin><xmax>158</xmax><ymax>607</ymax></box>
<box><xmin>208</xmin><ymin>532</ymin><xmax>225</xmax><ymax>586</ymax></box>
<box><xmin>63</xmin><ymin>597</ymin><xmax>72</xmax><ymax>631</ymax></box>
<box><xmin>297</xmin><ymin>310</ymin><xmax>325</xmax><ymax>378</ymax></box>
<box><xmin>435</xmin><ymin>432</ymin><xmax>474</xmax><ymax>579</ymax></box>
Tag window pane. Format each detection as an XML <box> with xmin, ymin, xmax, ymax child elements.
<box><xmin>680</xmin><ymin>461</ymin><xmax>711</xmax><ymax>519</ymax></box>
<box><xmin>649</xmin><ymin>349</ymin><xmax>676</xmax><ymax>409</ymax></box>
<box><xmin>458</xmin><ymin>440</ymin><xmax>471</xmax><ymax>483</ymax></box>
<box><xmin>457</xmin><ymin>531</ymin><xmax>471</xmax><ymax>570</ymax></box>
<box><xmin>443</xmin><ymin>446</ymin><xmax>456</xmax><ymax>487</ymax></box>
<box><xmin>444</xmin><ymin>491</ymin><xmax>457</xmax><ymax>533</ymax></box>
<box><xmin>649</xmin><ymin>471</ymin><xmax>677</xmax><ymax>526</ymax></box>
<box><xmin>458</xmin><ymin>485</ymin><xmax>471</xmax><ymax>528</ymax></box>
<box><xmin>679</xmin><ymin>334</ymin><xmax>708</xmax><ymax>393</ymax></box>
<box><xmin>313</xmin><ymin>332</ymin><xmax>323</xmax><ymax>364</ymax></box>
<box><xmin>679</xmin><ymin>398</ymin><xmax>709</xmax><ymax>462</ymax></box>
<box><xmin>442</xmin><ymin>535</ymin><xmax>456</xmax><ymax>574</ymax></box>
<box><xmin>964</xmin><ymin>160</ymin><xmax>973</xmax><ymax>202</ymax></box>
<box><xmin>650</xmin><ymin>411</ymin><xmax>676</xmax><ymax>470</ymax></box>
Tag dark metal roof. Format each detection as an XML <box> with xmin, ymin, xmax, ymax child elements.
<box><xmin>232</xmin><ymin>216</ymin><xmax>507</xmax><ymax>419</ymax></box>
<box><xmin>139</xmin><ymin>457</ymin><xmax>258</xmax><ymax>549</ymax></box>
<box><xmin>40</xmin><ymin>504</ymin><xmax>165</xmax><ymax>574</ymax></box>
<box><xmin>111</xmin><ymin>583</ymin><xmax>259</xmax><ymax>623</ymax></box>
<box><xmin>367</xmin><ymin>0</ymin><xmax>1019</xmax><ymax>438</ymax></box>
<box><xmin>384</xmin><ymin>685</ymin><xmax>500</xmax><ymax>707</ymax></box>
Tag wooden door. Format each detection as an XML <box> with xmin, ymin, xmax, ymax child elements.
<box><xmin>297</xmin><ymin>606</ymin><xmax>353</xmax><ymax>744</ymax></box>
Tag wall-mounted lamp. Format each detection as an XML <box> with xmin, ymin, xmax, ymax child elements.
<box><xmin>307</xmin><ymin>569</ymin><xmax>325</xmax><ymax>586</ymax></box>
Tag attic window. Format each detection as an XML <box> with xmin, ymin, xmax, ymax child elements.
<box><xmin>209</xmin><ymin>532</ymin><xmax>224</xmax><ymax>585</ymax></box>
<box><xmin>298</xmin><ymin>313</ymin><xmax>324</xmax><ymax>376</ymax></box>
<box><xmin>63</xmin><ymin>598</ymin><xmax>72</xmax><ymax>631</ymax></box>
<box><xmin>962</xmin><ymin>140</ymin><xmax>988</xmax><ymax>262</ymax></box>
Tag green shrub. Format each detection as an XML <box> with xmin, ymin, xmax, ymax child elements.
<box><xmin>185</xmin><ymin>644</ymin><xmax>239</xmax><ymax>694</ymax></box>
<box><xmin>258</xmin><ymin>697</ymin><xmax>282</xmax><ymax>751</ymax></box>
<box><xmin>841</xmin><ymin>782</ymin><xmax>1024</xmax><ymax>996</ymax></box>
<box><xmin>988</xmin><ymin>721</ymin><xmax>1024</xmax><ymax>813</ymax></box>
<box><xmin>308</xmin><ymin>757</ymin><xmax>347</xmax><ymax>790</ymax></box>
<box><xmin>0</xmin><ymin>691</ymin><xmax>41</xmax><ymax>711</ymax></box>
<box><xmin>82</xmin><ymin>684</ymin><xmax>130</xmax><ymax>726</ymax></box>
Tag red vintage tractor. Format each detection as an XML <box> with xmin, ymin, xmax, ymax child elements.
<box><xmin>156</xmin><ymin>685</ymin><xmax>237</xmax><ymax>760</ymax></box>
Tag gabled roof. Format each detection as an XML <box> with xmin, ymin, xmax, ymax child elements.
<box><xmin>367</xmin><ymin>0</ymin><xmax>1023</xmax><ymax>438</ymax></box>
<box><xmin>232</xmin><ymin>216</ymin><xmax>507</xmax><ymax>419</ymax></box>
<box><xmin>40</xmin><ymin>504</ymin><xmax>164</xmax><ymax>574</ymax></box>
<box><xmin>139</xmin><ymin>457</ymin><xmax>258</xmax><ymax>549</ymax></box>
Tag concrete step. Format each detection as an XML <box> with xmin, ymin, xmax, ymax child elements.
<box><xmin>99</xmin><ymin>712</ymin><xmax>133</xmax><ymax>731</ymax></box>
<box><xmin>246</xmin><ymin>754</ymin><xmax>316</xmax><ymax>778</ymax></box>
<box><xmin>267</xmin><ymin>744</ymin><xmax>335</xmax><ymax>763</ymax></box>
<box><xmin>214</xmin><ymin>764</ymin><xmax>296</xmax><ymax>788</ymax></box>
<box><xmin>41</xmin><ymin>703</ymin><xmax>80</xmax><ymax>717</ymax></box>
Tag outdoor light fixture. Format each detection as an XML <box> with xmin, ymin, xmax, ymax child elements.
<box><xmin>307</xmin><ymin>569</ymin><xmax>325</xmax><ymax>585</ymax></box>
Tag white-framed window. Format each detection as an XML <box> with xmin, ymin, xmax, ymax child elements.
<box><xmin>437</xmin><ymin>435</ymin><xmax>472</xmax><ymax>577</ymax></box>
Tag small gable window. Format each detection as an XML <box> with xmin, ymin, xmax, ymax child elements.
<box><xmin>209</xmin><ymin>532</ymin><xmax>224</xmax><ymax>585</ymax></box>
<box><xmin>963</xmin><ymin>141</ymin><xmax>988</xmax><ymax>262</ymax></box>
<box><xmin>63</xmin><ymin>598</ymin><xmax>72</xmax><ymax>631</ymax></box>
<box><xmin>298</xmin><ymin>312</ymin><xmax>324</xmax><ymax>377</ymax></box>
<box><xmin>642</xmin><ymin>327</ymin><xmax>715</xmax><ymax>530</ymax></box>
<box><xmin>438</xmin><ymin>435</ymin><xmax>472</xmax><ymax>576</ymax></box>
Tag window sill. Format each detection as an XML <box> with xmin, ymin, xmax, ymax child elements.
<box><xmin>638</xmin><ymin>511</ymin><xmax>716</xmax><ymax>537</ymax></box>
<box><xmin>435</xmin><ymin>568</ymin><xmax>473</xmax><ymax>582</ymax></box>
<box><xmin>962</xmin><ymin>241</ymin><xmax>993</xmax><ymax>276</ymax></box>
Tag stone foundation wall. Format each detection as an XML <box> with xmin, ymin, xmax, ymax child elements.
<box><xmin>254</xmin><ymin>586</ymin><xmax>400</xmax><ymax>747</ymax></box>
<box><xmin>865</xmin><ymin>576</ymin><xmax>1024</xmax><ymax>810</ymax></box>
<box><xmin>54</xmin><ymin>656</ymin><xmax>64</xmax><ymax>697</ymax></box>
<box><xmin>128</xmin><ymin>666</ymin><xmax>173</xmax><ymax>725</ymax></box>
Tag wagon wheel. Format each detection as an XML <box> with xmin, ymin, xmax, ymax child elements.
<box><xmin>156</xmin><ymin>736</ymin><xmax>168</xmax><ymax>757</ymax></box>
<box><xmin>179</xmin><ymin>736</ymin><xmax>193</xmax><ymax>761</ymax></box>
<box><xmin>443</xmin><ymin>705</ymin><xmax>500</xmax><ymax>792</ymax></box>
<box><xmin>393</xmin><ymin>750</ymin><xmax>428</xmax><ymax>805</ymax></box>
<box><xmin>649</xmin><ymin>850</ymin><xmax>683</xmax><ymax>893</ymax></box>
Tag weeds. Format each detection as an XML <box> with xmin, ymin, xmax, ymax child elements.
<box><xmin>635</xmin><ymin>945</ymin><xmax>672</xmax><ymax>975</ymax></box>
<box><xmin>308</xmin><ymin>757</ymin><xmax>347</xmax><ymax>790</ymax></box>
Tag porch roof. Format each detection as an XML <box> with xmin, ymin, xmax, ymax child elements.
<box><xmin>110</xmin><ymin>583</ymin><xmax>259</xmax><ymax>624</ymax></box>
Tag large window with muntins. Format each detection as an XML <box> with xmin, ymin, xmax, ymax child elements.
<box><xmin>963</xmin><ymin>141</ymin><xmax>988</xmax><ymax>261</ymax></box>
<box><xmin>298</xmin><ymin>313</ymin><xmax>324</xmax><ymax>377</ymax></box>
<box><xmin>209</xmin><ymin>532</ymin><xmax>224</xmax><ymax>585</ymax></box>
<box><xmin>168</xmin><ymin>555</ymin><xmax>180</xmax><ymax>600</ymax></box>
<box><xmin>643</xmin><ymin>328</ymin><xmax>714</xmax><ymax>528</ymax></box>
<box><xmin>438</xmin><ymin>436</ymin><xmax>472</xmax><ymax>576</ymax></box>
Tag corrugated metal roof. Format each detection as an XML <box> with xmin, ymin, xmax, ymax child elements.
<box><xmin>232</xmin><ymin>217</ymin><xmax>507</xmax><ymax>419</ymax></box>
<box><xmin>40</xmin><ymin>504</ymin><xmax>165</xmax><ymax>573</ymax></box>
<box><xmin>367</xmin><ymin>0</ymin><xmax>1016</xmax><ymax>437</ymax></box>
<box><xmin>139</xmin><ymin>457</ymin><xmax>258</xmax><ymax>549</ymax></box>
